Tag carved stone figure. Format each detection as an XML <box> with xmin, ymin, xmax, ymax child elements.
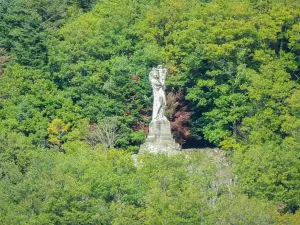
<box><xmin>149</xmin><ymin>65</ymin><xmax>167</xmax><ymax>122</ymax></box>
<box><xmin>139</xmin><ymin>65</ymin><xmax>181</xmax><ymax>155</ymax></box>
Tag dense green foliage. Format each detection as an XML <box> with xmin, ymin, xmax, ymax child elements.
<box><xmin>0</xmin><ymin>148</ymin><xmax>286</xmax><ymax>224</ymax></box>
<box><xmin>1</xmin><ymin>0</ymin><xmax>300</xmax><ymax>223</ymax></box>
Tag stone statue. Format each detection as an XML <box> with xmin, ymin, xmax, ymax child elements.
<box><xmin>149</xmin><ymin>65</ymin><xmax>167</xmax><ymax>122</ymax></box>
<box><xmin>139</xmin><ymin>65</ymin><xmax>181</xmax><ymax>155</ymax></box>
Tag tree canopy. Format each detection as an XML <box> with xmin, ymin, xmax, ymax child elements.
<box><xmin>0</xmin><ymin>0</ymin><xmax>300</xmax><ymax>223</ymax></box>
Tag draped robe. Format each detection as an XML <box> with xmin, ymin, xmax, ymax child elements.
<box><xmin>149</xmin><ymin>67</ymin><xmax>167</xmax><ymax>122</ymax></box>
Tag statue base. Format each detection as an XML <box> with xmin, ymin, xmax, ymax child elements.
<box><xmin>139</xmin><ymin>120</ymin><xmax>181</xmax><ymax>155</ymax></box>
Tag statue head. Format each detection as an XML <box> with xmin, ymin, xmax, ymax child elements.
<box><xmin>150</xmin><ymin>67</ymin><xmax>159</xmax><ymax>79</ymax></box>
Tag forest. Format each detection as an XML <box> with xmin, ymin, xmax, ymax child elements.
<box><xmin>0</xmin><ymin>0</ymin><xmax>300</xmax><ymax>224</ymax></box>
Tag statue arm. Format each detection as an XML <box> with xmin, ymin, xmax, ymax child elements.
<box><xmin>150</xmin><ymin>77</ymin><xmax>161</xmax><ymax>86</ymax></box>
<box><xmin>149</xmin><ymin>75</ymin><xmax>162</xmax><ymax>91</ymax></box>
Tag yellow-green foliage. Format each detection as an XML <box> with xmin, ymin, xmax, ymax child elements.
<box><xmin>47</xmin><ymin>119</ymin><xmax>71</xmax><ymax>147</ymax></box>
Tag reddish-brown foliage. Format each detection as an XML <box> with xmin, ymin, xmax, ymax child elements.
<box><xmin>0</xmin><ymin>49</ymin><xmax>11</xmax><ymax>76</ymax></box>
<box><xmin>133</xmin><ymin>121</ymin><xmax>149</xmax><ymax>134</ymax></box>
<box><xmin>131</xmin><ymin>75</ymin><xmax>140</xmax><ymax>82</ymax></box>
<box><xmin>166</xmin><ymin>90</ymin><xmax>192</xmax><ymax>145</ymax></box>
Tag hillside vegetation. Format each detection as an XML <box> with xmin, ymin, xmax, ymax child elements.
<box><xmin>0</xmin><ymin>0</ymin><xmax>300</xmax><ymax>223</ymax></box>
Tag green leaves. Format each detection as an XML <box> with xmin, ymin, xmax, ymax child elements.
<box><xmin>0</xmin><ymin>0</ymin><xmax>300</xmax><ymax>217</ymax></box>
<box><xmin>1</xmin><ymin>146</ymin><xmax>286</xmax><ymax>224</ymax></box>
<box><xmin>233</xmin><ymin>140</ymin><xmax>300</xmax><ymax>212</ymax></box>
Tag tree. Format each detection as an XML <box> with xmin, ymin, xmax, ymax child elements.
<box><xmin>87</xmin><ymin>117</ymin><xmax>119</xmax><ymax>150</ymax></box>
<box><xmin>47</xmin><ymin>119</ymin><xmax>70</xmax><ymax>150</ymax></box>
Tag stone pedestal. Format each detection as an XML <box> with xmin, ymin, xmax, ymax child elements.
<box><xmin>139</xmin><ymin>120</ymin><xmax>181</xmax><ymax>155</ymax></box>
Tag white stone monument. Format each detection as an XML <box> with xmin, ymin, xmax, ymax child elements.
<box><xmin>139</xmin><ymin>65</ymin><xmax>181</xmax><ymax>154</ymax></box>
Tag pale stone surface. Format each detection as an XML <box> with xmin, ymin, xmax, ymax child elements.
<box><xmin>139</xmin><ymin>65</ymin><xmax>181</xmax><ymax>155</ymax></box>
<box><xmin>149</xmin><ymin>65</ymin><xmax>167</xmax><ymax>122</ymax></box>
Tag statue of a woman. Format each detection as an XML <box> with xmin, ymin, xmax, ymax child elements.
<box><xmin>149</xmin><ymin>65</ymin><xmax>168</xmax><ymax>122</ymax></box>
